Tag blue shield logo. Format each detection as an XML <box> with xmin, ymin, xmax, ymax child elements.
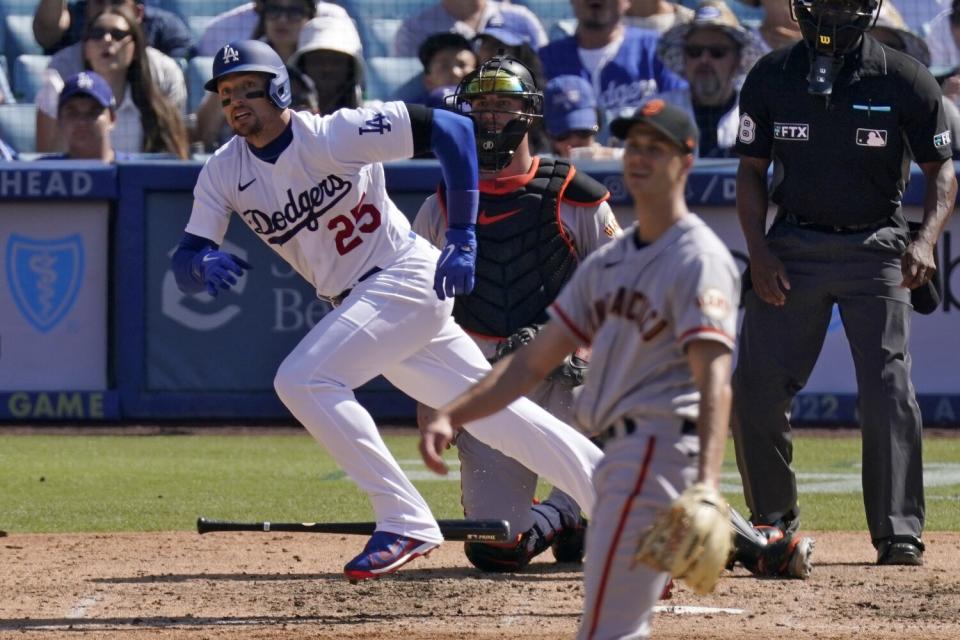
<box><xmin>6</xmin><ymin>234</ymin><xmax>85</xmax><ymax>333</ymax></box>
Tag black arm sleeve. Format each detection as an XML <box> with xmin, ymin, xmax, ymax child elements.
<box><xmin>406</xmin><ymin>103</ymin><xmax>434</xmax><ymax>158</ymax></box>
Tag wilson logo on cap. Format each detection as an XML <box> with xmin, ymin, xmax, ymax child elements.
<box><xmin>641</xmin><ymin>99</ymin><xmax>665</xmax><ymax>116</ymax></box>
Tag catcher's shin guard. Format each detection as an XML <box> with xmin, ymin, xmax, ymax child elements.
<box><xmin>729</xmin><ymin>507</ymin><xmax>814</xmax><ymax>579</ymax></box>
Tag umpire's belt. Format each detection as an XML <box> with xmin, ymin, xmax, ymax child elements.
<box><xmin>324</xmin><ymin>266</ymin><xmax>382</xmax><ymax>307</ymax></box>
<box><xmin>782</xmin><ymin>211</ymin><xmax>891</xmax><ymax>234</ymax></box>
<box><xmin>597</xmin><ymin>416</ymin><xmax>697</xmax><ymax>445</ymax></box>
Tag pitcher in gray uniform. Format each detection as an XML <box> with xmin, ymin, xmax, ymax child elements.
<box><xmin>420</xmin><ymin>100</ymin><xmax>740</xmax><ymax>640</ymax></box>
<box><xmin>414</xmin><ymin>54</ymin><xmax>621</xmax><ymax>572</ymax></box>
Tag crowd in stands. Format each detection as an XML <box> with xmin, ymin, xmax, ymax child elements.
<box><xmin>2</xmin><ymin>0</ymin><xmax>960</xmax><ymax>161</ymax></box>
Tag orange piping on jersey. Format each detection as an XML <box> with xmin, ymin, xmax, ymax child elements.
<box><xmin>555</xmin><ymin>164</ymin><xmax>578</xmax><ymax>257</ymax></box>
<box><xmin>478</xmin><ymin>156</ymin><xmax>541</xmax><ymax>194</ymax></box>
<box><xmin>562</xmin><ymin>191</ymin><xmax>611</xmax><ymax>208</ymax></box>
<box><xmin>436</xmin><ymin>184</ymin><xmax>449</xmax><ymax>227</ymax></box>
<box><xmin>587</xmin><ymin>435</ymin><xmax>657</xmax><ymax>640</ymax></box>
<box><xmin>550</xmin><ymin>302</ymin><xmax>591</xmax><ymax>345</ymax></box>
<box><xmin>677</xmin><ymin>326</ymin><xmax>735</xmax><ymax>344</ymax></box>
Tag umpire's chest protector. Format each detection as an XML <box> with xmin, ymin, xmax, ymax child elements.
<box><xmin>439</xmin><ymin>157</ymin><xmax>607</xmax><ymax>339</ymax></box>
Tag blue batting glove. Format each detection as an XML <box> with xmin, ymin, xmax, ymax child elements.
<box><xmin>191</xmin><ymin>248</ymin><xmax>252</xmax><ymax>297</ymax></box>
<box><xmin>434</xmin><ymin>226</ymin><xmax>476</xmax><ymax>299</ymax></box>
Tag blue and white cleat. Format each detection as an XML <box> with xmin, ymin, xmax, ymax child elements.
<box><xmin>344</xmin><ymin>531</ymin><xmax>439</xmax><ymax>582</ymax></box>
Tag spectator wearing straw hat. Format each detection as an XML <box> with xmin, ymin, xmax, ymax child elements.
<box><xmin>653</xmin><ymin>0</ymin><xmax>763</xmax><ymax>157</ymax></box>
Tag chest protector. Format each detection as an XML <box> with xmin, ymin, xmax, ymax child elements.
<box><xmin>438</xmin><ymin>157</ymin><xmax>609</xmax><ymax>339</ymax></box>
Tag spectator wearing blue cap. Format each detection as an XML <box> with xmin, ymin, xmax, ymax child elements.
<box><xmin>44</xmin><ymin>71</ymin><xmax>120</xmax><ymax>161</ymax></box>
<box><xmin>543</xmin><ymin>75</ymin><xmax>600</xmax><ymax>157</ymax></box>
<box><xmin>653</xmin><ymin>0</ymin><xmax>763</xmax><ymax>157</ymax></box>
<box><xmin>395</xmin><ymin>0</ymin><xmax>547</xmax><ymax>58</ymax></box>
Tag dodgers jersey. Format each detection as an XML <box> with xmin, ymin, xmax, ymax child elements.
<box><xmin>548</xmin><ymin>214</ymin><xmax>739</xmax><ymax>435</ymax></box>
<box><xmin>187</xmin><ymin>103</ymin><xmax>417</xmax><ymax>299</ymax></box>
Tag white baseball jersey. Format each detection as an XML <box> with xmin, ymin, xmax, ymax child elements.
<box><xmin>549</xmin><ymin>214</ymin><xmax>740</xmax><ymax>435</ymax></box>
<box><xmin>187</xmin><ymin>103</ymin><xmax>416</xmax><ymax>299</ymax></box>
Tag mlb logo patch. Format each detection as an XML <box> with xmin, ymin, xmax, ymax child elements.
<box><xmin>856</xmin><ymin>128</ymin><xmax>887</xmax><ymax>147</ymax></box>
<box><xmin>773</xmin><ymin>123</ymin><xmax>809</xmax><ymax>141</ymax></box>
<box><xmin>934</xmin><ymin>130</ymin><xmax>952</xmax><ymax>148</ymax></box>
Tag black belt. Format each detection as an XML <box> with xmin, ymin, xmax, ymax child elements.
<box><xmin>783</xmin><ymin>212</ymin><xmax>891</xmax><ymax>234</ymax></box>
<box><xmin>325</xmin><ymin>266</ymin><xmax>382</xmax><ymax>307</ymax></box>
<box><xmin>596</xmin><ymin>416</ymin><xmax>697</xmax><ymax>445</ymax></box>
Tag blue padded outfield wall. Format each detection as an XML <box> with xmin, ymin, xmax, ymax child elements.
<box><xmin>1</xmin><ymin>159</ymin><xmax>959</xmax><ymax>424</ymax></box>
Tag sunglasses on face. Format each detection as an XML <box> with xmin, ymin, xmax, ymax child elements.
<box><xmin>263</xmin><ymin>4</ymin><xmax>308</xmax><ymax>19</ymax></box>
<box><xmin>684</xmin><ymin>44</ymin><xmax>734</xmax><ymax>59</ymax></box>
<box><xmin>86</xmin><ymin>26</ymin><xmax>131</xmax><ymax>42</ymax></box>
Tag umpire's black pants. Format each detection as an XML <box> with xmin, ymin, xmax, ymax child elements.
<box><xmin>732</xmin><ymin>221</ymin><xmax>924</xmax><ymax>546</ymax></box>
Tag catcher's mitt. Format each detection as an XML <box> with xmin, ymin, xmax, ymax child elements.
<box><xmin>491</xmin><ymin>325</ymin><xmax>543</xmax><ymax>363</ymax></box>
<box><xmin>491</xmin><ymin>325</ymin><xmax>588</xmax><ymax>387</ymax></box>
<box><xmin>634</xmin><ymin>483</ymin><xmax>732</xmax><ymax>595</ymax></box>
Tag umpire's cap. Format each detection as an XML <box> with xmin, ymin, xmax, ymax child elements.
<box><xmin>609</xmin><ymin>99</ymin><xmax>699</xmax><ymax>154</ymax></box>
<box><xmin>206</xmin><ymin>40</ymin><xmax>292</xmax><ymax>109</ymax></box>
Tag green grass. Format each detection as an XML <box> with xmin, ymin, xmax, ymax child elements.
<box><xmin>0</xmin><ymin>433</ymin><xmax>958</xmax><ymax>533</ymax></box>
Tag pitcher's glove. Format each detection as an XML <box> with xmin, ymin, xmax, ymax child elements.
<box><xmin>634</xmin><ymin>483</ymin><xmax>732</xmax><ymax>595</ymax></box>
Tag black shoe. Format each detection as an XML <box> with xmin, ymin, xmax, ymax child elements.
<box><xmin>551</xmin><ymin>515</ymin><xmax>586</xmax><ymax>564</ymax></box>
<box><xmin>876</xmin><ymin>537</ymin><xmax>924</xmax><ymax>566</ymax></box>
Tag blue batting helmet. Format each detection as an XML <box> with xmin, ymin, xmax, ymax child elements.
<box><xmin>205</xmin><ymin>40</ymin><xmax>292</xmax><ymax>109</ymax></box>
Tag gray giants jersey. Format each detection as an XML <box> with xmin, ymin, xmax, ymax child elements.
<box><xmin>549</xmin><ymin>214</ymin><xmax>739</xmax><ymax>435</ymax></box>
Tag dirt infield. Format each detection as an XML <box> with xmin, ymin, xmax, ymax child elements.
<box><xmin>1</xmin><ymin>531</ymin><xmax>958</xmax><ymax>639</ymax></box>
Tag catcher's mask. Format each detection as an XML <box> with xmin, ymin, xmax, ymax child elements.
<box><xmin>791</xmin><ymin>0</ymin><xmax>880</xmax><ymax>95</ymax></box>
<box><xmin>446</xmin><ymin>55</ymin><xmax>543</xmax><ymax>172</ymax></box>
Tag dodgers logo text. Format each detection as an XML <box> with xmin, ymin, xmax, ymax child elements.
<box><xmin>240</xmin><ymin>175</ymin><xmax>352</xmax><ymax>245</ymax></box>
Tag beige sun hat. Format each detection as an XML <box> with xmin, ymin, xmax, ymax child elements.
<box><xmin>656</xmin><ymin>0</ymin><xmax>765</xmax><ymax>78</ymax></box>
<box><xmin>287</xmin><ymin>17</ymin><xmax>365</xmax><ymax>83</ymax></box>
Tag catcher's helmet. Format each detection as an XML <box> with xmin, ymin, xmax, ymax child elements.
<box><xmin>205</xmin><ymin>40</ymin><xmax>292</xmax><ymax>109</ymax></box>
<box><xmin>447</xmin><ymin>55</ymin><xmax>543</xmax><ymax>172</ymax></box>
<box><xmin>792</xmin><ymin>0</ymin><xmax>880</xmax><ymax>56</ymax></box>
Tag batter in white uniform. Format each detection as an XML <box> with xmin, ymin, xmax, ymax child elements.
<box><xmin>421</xmin><ymin>100</ymin><xmax>739</xmax><ymax>639</ymax></box>
<box><xmin>170</xmin><ymin>40</ymin><xmax>602</xmax><ymax>582</ymax></box>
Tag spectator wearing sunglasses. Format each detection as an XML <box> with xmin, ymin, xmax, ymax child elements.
<box><xmin>195</xmin><ymin>1</ymin><xmax>358</xmax><ymax>56</ymax></box>
<box><xmin>36</xmin><ymin>5</ymin><xmax>188</xmax><ymax>157</ymax></box>
<box><xmin>653</xmin><ymin>0</ymin><xmax>763</xmax><ymax>158</ymax></box>
<box><xmin>33</xmin><ymin>0</ymin><xmax>193</xmax><ymax>58</ymax></box>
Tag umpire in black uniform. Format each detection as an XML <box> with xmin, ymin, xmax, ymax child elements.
<box><xmin>732</xmin><ymin>0</ymin><xmax>956</xmax><ymax>566</ymax></box>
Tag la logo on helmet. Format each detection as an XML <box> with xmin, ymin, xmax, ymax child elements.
<box><xmin>222</xmin><ymin>45</ymin><xmax>240</xmax><ymax>64</ymax></box>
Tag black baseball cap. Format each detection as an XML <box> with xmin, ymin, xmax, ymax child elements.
<box><xmin>609</xmin><ymin>99</ymin><xmax>699</xmax><ymax>153</ymax></box>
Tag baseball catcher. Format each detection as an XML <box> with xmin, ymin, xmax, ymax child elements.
<box><xmin>413</xmin><ymin>53</ymin><xmax>620</xmax><ymax>574</ymax></box>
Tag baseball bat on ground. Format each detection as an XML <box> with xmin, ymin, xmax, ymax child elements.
<box><xmin>197</xmin><ymin>517</ymin><xmax>511</xmax><ymax>542</ymax></box>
